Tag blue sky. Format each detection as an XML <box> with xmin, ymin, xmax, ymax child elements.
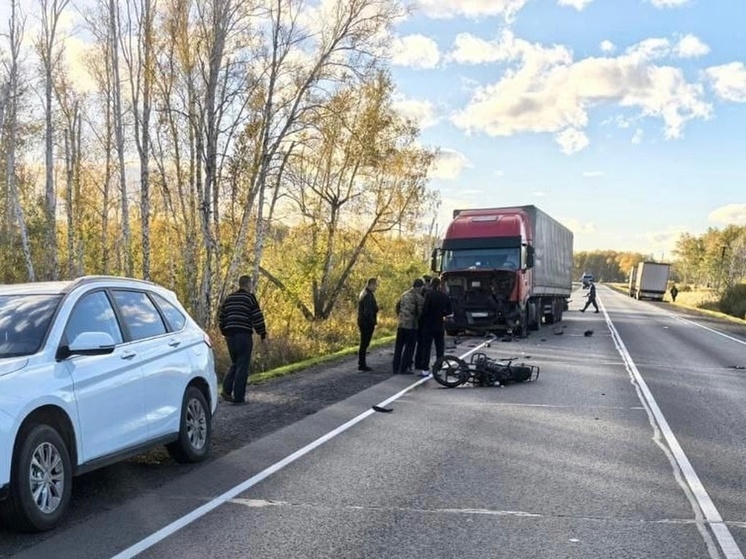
<box><xmin>2</xmin><ymin>0</ymin><xmax>743</xmax><ymax>258</ymax></box>
<box><xmin>389</xmin><ymin>0</ymin><xmax>746</xmax><ymax>257</ymax></box>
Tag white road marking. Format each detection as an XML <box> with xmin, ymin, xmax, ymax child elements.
<box><xmin>670</xmin><ymin>314</ymin><xmax>746</xmax><ymax>346</ymax></box>
<box><xmin>110</xmin><ymin>339</ymin><xmax>491</xmax><ymax>559</ymax></box>
<box><xmin>601</xmin><ymin>299</ymin><xmax>744</xmax><ymax>559</ymax></box>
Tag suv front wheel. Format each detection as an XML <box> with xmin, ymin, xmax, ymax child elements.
<box><xmin>166</xmin><ymin>386</ymin><xmax>211</xmax><ymax>464</ymax></box>
<box><xmin>0</xmin><ymin>424</ymin><xmax>72</xmax><ymax>532</ymax></box>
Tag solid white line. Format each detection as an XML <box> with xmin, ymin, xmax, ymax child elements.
<box><xmin>603</xmin><ymin>302</ymin><xmax>744</xmax><ymax>559</ymax></box>
<box><xmin>670</xmin><ymin>314</ymin><xmax>746</xmax><ymax>346</ymax></box>
<box><xmin>110</xmin><ymin>339</ymin><xmax>490</xmax><ymax>559</ymax></box>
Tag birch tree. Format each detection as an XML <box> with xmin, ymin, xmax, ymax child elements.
<box><xmin>122</xmin><ymin>0</ymin><xmax>156</xmax><ymax>279</ymax></box>
<box><xmin>38</xmin><ymin>0</ymin><xmax>70</xmax><ymax>279</ymax></box>
<box><xmin>82</xmin><ymin>2</ymin><xmax>118</xmax><ymax>274</ymax></box>
<box><xmin>270</xmin><ymin>72</ymin><xmax>435</xmax><ymax>320</ymax></box>
<box><xmin>2</xmin><ymin>0</ymin><xmax>35</xmax><ymax>281</ymax></box>
<box><xmin>108</xmin><ymin>0</ymin><xmax>133</xmax><ymax>275</ymax></box>
<box><xmin>223</xmin><ymin>0</ymin><xmax>404</xmax><ymax>293</ymax></box>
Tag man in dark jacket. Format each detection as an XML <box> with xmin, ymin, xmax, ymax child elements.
<box><xmin>357</xmin><ymin>277</ymin><xmax>378</xmax><ymax>371</ymax></box>
<box><xmin>218</xmin><ymin>275</ymin><xmax>268</xmax><ymax>404</ymax></box>
<box><xmin>415</xmin><ymin>277</ymin><xmax>452</xmax><ymax>375</ymax></box>
<box><xmin>580</xmin><ymin>281</ymin><xmax>599</xmax><ymax>313</ymax></box>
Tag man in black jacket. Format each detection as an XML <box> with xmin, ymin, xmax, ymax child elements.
<box><xmin>357</xmin><ymin>277</ymin><xmax>378</xmax><ymax>371</ymax></box>
<box><xmin>415</xmin><ymin>277</ymin><xmax>452</xmax><ymax>375</ymax></box>
<box><xmin>580</xmin><ymin>281</ymin><xmax>599</xmax><ymax>313</ymax></box>
<box><xmin>218</xmin><ymin>275</ymin><xmax>268</xmax><ymax>404</ymax></box>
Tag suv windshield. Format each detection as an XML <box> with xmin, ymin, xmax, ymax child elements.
<box><xmin>0</xmin><ymin>294</ymin><xmax>62</xmax><ymax>358</ymax></box>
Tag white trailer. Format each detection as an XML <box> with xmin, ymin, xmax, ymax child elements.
<box><xmin>632</xmin><ymin>262</ymin><xmax>670</xmax><ymax>301</ymax></box>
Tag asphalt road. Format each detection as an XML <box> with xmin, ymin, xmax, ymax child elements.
<box><xmin>5</xmin><ymin>284</ymin><xmax>746</xmax><ymax>559</ymax></box>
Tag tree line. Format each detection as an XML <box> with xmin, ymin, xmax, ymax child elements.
<box><xmin>0</xmin><ymin>0</ymin><xmax>438</xmax><ymax>348</ymax></box>
<box><xmin>574</xmin><ymin>224</ymin><xmax>746</xmax><ymax>291</ymax></box>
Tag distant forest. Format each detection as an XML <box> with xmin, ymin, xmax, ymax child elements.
<box><xmin>575</xmin><ymin>224</ymin><xmax>746</xmax><ymax>289</ymax></box>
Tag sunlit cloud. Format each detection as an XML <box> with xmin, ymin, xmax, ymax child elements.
<box><xmin>709</xmin><ymin>204</ymin><xmax>746</xmax><ymax>225</ymax></box>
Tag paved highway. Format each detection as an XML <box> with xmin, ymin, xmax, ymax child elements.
<box><xmin>6</xmin><ymin>285</ymin><xmax>746</xmax><ymax>558</ymax></box>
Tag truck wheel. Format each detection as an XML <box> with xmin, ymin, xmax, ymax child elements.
<box><xmin>166</xmin><ymin>386</ymin><xmax>211</xmax><ymax>464</ymax></box>
<box><xmin>0</xmin><ymin>424</ymin><xmax>73</xmax><ymax>532</ymax></box>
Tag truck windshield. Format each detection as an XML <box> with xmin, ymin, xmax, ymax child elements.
<box><xmin>442</xmin><ymin>248</ymin><xmax>520</xmax><ymax>271</ymax></box>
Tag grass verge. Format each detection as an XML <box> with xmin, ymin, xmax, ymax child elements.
<box><xmin>249</xmin><ymin>335</ymin><xmax>396</xmax><ymax>384</ymax></box>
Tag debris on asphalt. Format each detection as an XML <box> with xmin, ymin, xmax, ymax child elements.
<box><xmin>372</xmin><ymin>405</ymin><xmax>393</xmax><ymax>413</ymax></box>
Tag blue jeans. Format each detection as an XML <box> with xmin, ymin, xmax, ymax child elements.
<box><xmin>223</xmin><ymin>333</ymin><xmax>253</xmax><ymax>402</ymax></box>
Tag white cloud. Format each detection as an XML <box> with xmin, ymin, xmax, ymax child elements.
<box><xmin>625</xmin><ymin>38</ymin><xmax>671</xmax><ymax>60</ymax></box>
<box><xmin>562</xmin><ymin>218</ymin><xmax>597</xmax><ymax>235</ymax></box>
<box><xmin>415</xmin><ymin>0</ymin><xmax>527</xmax><ymax>21</ymax></box>
<box><xmin>430</xmin><ymin>149</ymin><xmax>471</xmax><ymax>180</ymax></box>
<box><xmin>631</xmin><ymin>128</ymin><xmax>644</xmax><ymax>144</ymax></box>
<box><xmin>556</xmin><ymin>128</ymin><xmax>589</xmax><ymax>154</ymax></box>
<box><xmin>649</xmin><ymin>0</ymin><xmax>690</xmax><ymax>7</ymax></box>
<box><xmin>450</xmin><ymin>31</ymin><xmax>712</xmax><ymax>150</ymax></box>
<box><xmin>600</xmin><ymin>40</ymin><xmax>616</xmax><ymax>54</ymax></box>
<box><xmin>390</xmin><ymin>34</ymin><xmax>441</xmax><ymax>69</ymax></box>
<box><xmin>708</xmin><ymin>204</ymin><xmax>746</xmax><ymax>225</ymax></box>
<box><xmin>558</xmin><ymin>0</ymin><xmax>593</xmax><ymax>10</ymax></box>
<box><xmin>582</xmin><ymin>171</ymin><xmax>604</xmax><ymax>177</ymax></box>
<box><xmin>533</xmin><ymin>191</ymin><xmax>546</xmax><ymax>197</ymax></box>
<box><xmin>392</xmin><ymin>96</ymin><xmax>439</xmax><ymax>129</ymax></box>
<box><xmin>643</xmin><ymin>228</ymin><xmax>687</xmax><ymax>254</ymax></box>
<box><xmin>675</xmin><ymin>34</ymin><xmax>710</xmax><ymax>58</ymax></box>
<box><xmin>449</xmin><ymin>30</ymin><xmax>572</xmax><ymax>66</ymax></box>
<box><xmin>706</xmin><ymin>62</ymin><xmax>746</xmax><ymax>103</ymax></box>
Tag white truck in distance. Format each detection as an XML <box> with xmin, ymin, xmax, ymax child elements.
<box><xmin>629</xmin><ymin>262</ymin><xmax>671</xmax><ymax>301</ymax></box>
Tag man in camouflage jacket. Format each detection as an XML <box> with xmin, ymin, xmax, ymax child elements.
<box><xmin>392</xmin><ymin>278</ymin><xmax>425</xmax><ymax>375</ymax></box>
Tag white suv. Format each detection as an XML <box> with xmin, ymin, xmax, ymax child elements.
<box><xmin>0</xmin><ymin>276</ymin><xmax>218</xmax><ymax>532</ymax></box>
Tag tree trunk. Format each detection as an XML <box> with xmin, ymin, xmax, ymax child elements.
<box><xmin>5</xmin><ymin>0</ymin><xmax>35</xmax><ymax>281</ymax></box>
<box><xmin>109</xmin><ymin>0</ymin><xmax>132</xmax><ymax>276</ymax></box>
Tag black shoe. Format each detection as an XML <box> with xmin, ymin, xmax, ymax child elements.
<box><xmin>594</xmin><ymin>311</ymin><xmax>599</xmax><ymax>313</ymax></box>
<box><xmin>220</xmin><ymin>391</ymin><xmax>233</xmax><ymax>403</ymax></box>
<box><xmin>580</xmin><ymin>309</ymin><xmax>585</xmax><ymax>313</ymax></box>
<box><xmin>358</xmin><ymin>365</ymin><xmax>373</xmax><ymax>372</ymax></box>
<box><xmin>231</xmin><ymin>400</ymin><xmax>248</xmax><ymax>406</ymax></box>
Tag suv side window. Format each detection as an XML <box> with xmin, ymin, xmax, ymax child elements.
<box><xmin>112</xmin><ymin>290</ymin><xmax>168</xmax><ymax>341</ymax></box>
<box><xmin>64</xmin><ymin>291</ymin><xmax>124</xmax><ymax>345</ymax></box>
<box><xmin>151</xmin><ymin>293</ymin><xmax>186</xmax><ymax>332</ymax></box>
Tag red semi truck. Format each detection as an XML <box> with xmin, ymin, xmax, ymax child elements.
<box><xmin>431</xmin><ymin>205</ymin><xmax>573</xmax><ymax>337</ymax></box>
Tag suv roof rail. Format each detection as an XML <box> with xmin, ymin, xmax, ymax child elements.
<box><xmin>68</xmin><ymin>275</ymin><xmax>157</xmax><ymax>291</ymax></box>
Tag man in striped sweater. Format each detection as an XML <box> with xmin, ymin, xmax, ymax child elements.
<box><xmin>218</xmin><ymin>275</ymin><xmax>268</xmax><ymax>405</ymax></box>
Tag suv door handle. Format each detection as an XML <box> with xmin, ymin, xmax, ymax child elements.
<box><xmin>121</xmin><ymin>351</ymin><xmax>137</xmax><ymax>360</ymax></box>
<box><xmin>168</xmin><ymin>339</ymin><xmax>181</xmax><ymax>347</ymax></box>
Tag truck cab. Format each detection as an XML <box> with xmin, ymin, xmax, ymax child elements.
<box><xmin>430</xmin><ymin>206</ymin><xmax>572</xmax><ymax>337</ymax></box>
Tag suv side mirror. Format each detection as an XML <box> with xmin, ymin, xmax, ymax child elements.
<box><xmin>57</xmin><ymin>332</ymin><xmax>117</xmax><ymax>360</ymax></box>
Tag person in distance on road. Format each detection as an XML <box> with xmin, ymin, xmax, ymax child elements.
<box><xmin>580</xmin><ymin>280</ymin><xmax>599</xmax><ymax>313</ymax></box>
<box><xmin>670</xmin><ymin>284</ymin><xmax>679</xmax><ymax>303</ymax></box>
<box><xmin>218</xmin><ymin>274</ymin><xmax>268</xmax><ymax>405</ymax></box>
<box><xmin>357</xmin><ymin>277</ymin><xmax>379</xmax><ymax>372</ymax></box>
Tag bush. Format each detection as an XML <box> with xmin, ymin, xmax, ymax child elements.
<box><xmin>718</xmin><ymin>284</ymin><xmax>746</xmax><ymax>320</ymax></box>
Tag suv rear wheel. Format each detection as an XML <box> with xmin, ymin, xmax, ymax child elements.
<box><xmin>0</xmin><ymin>424</ymin><xmax>72</xmax><ymax>532</ymax></box>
